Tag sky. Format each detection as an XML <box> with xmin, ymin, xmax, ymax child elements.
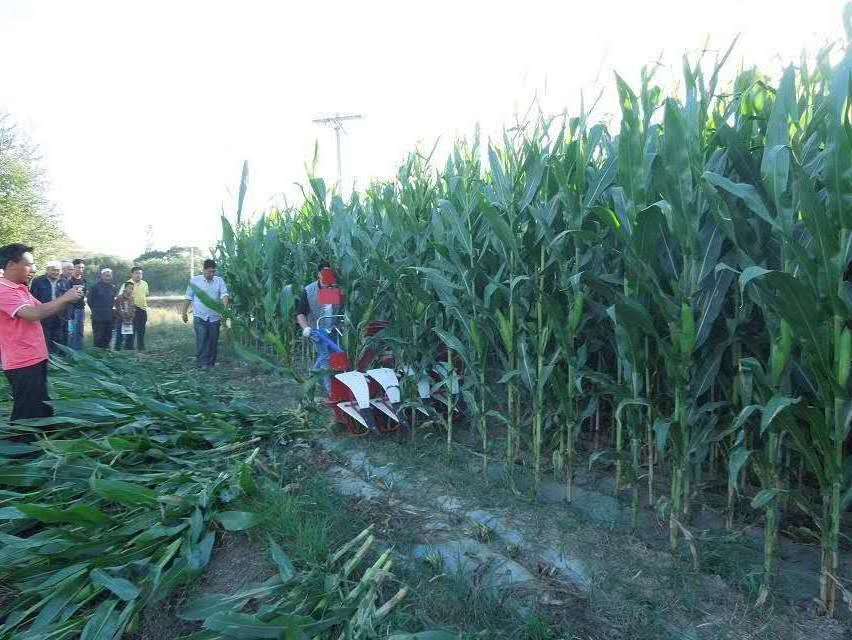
<box><xmin>0</xmin><ymin>0</ymin><xmax>848</xmax><ymax>259</ymax></box>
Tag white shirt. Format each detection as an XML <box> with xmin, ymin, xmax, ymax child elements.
<box><xmin>185</xmin><ymin>275</ymin><xmax>229</xmax><ymax>322</ymax></box>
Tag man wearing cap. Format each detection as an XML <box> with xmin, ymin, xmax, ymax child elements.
<box><xmin>30</xmin><ymin>260</ymin><xmax>66</xmax><ymax>352</ymax></box>
<box><xmin>0</xmin><ymin>244</ymin><xmax>83</xmax><ymax>422</ymax></box>
<box><xmin>87</xmin><ymin>268</ymin><xmax>117</xmax><ymax>349</ymax></box>
<box><xmin>295</xmin><ymin>260</ymin><xmax>341</xmax><ymax>394</ymax></box>
<box><xmin>60</xmin><ymin>261</ymin><xmax>73</xmax><ymax>282</ymax></box>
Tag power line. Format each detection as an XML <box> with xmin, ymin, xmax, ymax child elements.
<box><xmin>312</xmin><ymin>113</ymin><xmax>364</xmax><ymax>188</ymax></box>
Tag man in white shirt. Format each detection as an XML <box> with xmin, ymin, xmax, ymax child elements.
<box><xmin>182</xmin><ymin>259</ymin><xmax>230</xmax><ymax>368</ymax></box>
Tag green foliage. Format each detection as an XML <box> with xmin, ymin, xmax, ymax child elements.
<box><xmin>0</xmin><ymin>350</ymin><xmax>425</xmax><ymax>638</ymax></box>
<box><xmin>133</xmin><ymin>245</ymin><xmax>207</xmax><ymax>293</ymax></box>
<box><xmin>0</xmin><ymin>112</ymin><xmax>70</xmax><ymax>260</ymax></box>
<box><xmin>79</xmin><ymin>246</ymin><xmax>207</xmax><ymax>294</ymax></box>
<box><xmin>0</xmin><ymin>350</ymin><xmax>302</xmax><ymax>637</ymax></box>
<box><xmin>219</xmin><ymin>41</ymin><xmax>852</xmax><ymax>614</ymax></box>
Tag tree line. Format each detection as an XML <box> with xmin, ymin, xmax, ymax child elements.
<box><xmin>0</xmin><ymin>112</ymin><xmax>206</xmax><ymax>294</ymax></box>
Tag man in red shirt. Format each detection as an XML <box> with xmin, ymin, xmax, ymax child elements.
<box><xmin>0</xmin><ymin>244</ymin><xmax>82</xmax><ymax>422</ymax></box>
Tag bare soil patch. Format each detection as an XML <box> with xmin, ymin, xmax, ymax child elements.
<box><xmin>308</xmin><ymin>426</ymin><xmax>851</xmax><ymax>640</ymax></box>
<box><xmin>135</xmin><ymin>534</ymin><xmax>274</xmax><ymax>640</ymax></box>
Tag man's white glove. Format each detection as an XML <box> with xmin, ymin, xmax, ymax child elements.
<box><xmin>302</xmin><ymin>326</ymin><xmax>312</xmax><ymax>339</ymax></box>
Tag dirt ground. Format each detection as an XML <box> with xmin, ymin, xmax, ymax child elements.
<box><xmin>307</xmin><ymin>431</ymin><xmax>850</xmax><ymax>640</ymax></box>
<box><xmin>139</xmin><ymin>326</ymin><xmax>850</xmax><ymax>639</ymax></box>
<box><xmin>136</xmin><ymin>535</ymin><xmax>275</xmax><ymax>640</ymax></box>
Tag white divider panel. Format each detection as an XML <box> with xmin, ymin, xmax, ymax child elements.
<box><xmin>371</xmin><ymin>400</ymin><xmax>399</xmax><ymax>422</ymax></box>
<box><xmin>366</xmin><ymin>368</ymin><xmax>401</xmax><ymax>404</ymax></box>
<box><xmin>334</xmin><ymin>372</ymin><xmax>371</xmax><ymax>409</ymax></box>
<box><xmin>338</xmin><ymin>402</ymin><xmax>368</xmax><ymax>427</ymax></box>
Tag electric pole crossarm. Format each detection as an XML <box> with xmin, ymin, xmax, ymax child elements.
<box><xmin>312</xmin><ymin>114</ymin><xmax>364</xmax><ymax>126</ymax></box>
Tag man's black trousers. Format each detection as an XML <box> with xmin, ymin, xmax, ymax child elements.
<box><xmin>41</xmin><ymin>317</ymin><xmax>65</xmax><ymax>353</ymax></box>
<box><xmin>133</xmin><ymin>308</ymin><xmax>147</xmax><ymax>350</ymax></box>
<box><xmin>4</xmin><ymin>360</ymin><xmax>54</xmax><ymax>422</ymax></box>
<box><xmin>92</xmin><ymin>319</ymin><xmax>114</xmax><ymax>348</ymax></box>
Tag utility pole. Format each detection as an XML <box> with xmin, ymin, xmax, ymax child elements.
<box><xmin>189</xmin><ymin>246</ymin><xmax>195</xmax><ymax>279</ymax></box>
<box><xmin>144</xmin><ymin>225</ymin><xmax>155</xmax><ymax>252</ymax></box>
<box><xmin>312</xmin><ymin>113</ymin><xmax>364</xmax><ymax>187</ymax></box>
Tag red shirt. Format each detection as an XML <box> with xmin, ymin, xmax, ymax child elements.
<box><xmin>0</xmin><ymin>278</ymin><xmax>49</xmax><ymax>371</ymax></box>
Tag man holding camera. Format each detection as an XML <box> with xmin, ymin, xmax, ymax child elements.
<box><xmin>0</xmin><ymin>244</ymin><xmax>83</xmax><ymax>422</ymax></box>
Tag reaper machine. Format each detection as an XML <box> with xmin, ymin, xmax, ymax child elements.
<box><xmin>307</xmin><ymin>268</ymin><xmax>463</xmax><ymax>435</ymax></box>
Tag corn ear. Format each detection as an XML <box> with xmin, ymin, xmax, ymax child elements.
<box><xmin>470</xmin><ymin>322</ymin><xmax>483</xmax><ymax>354</ymax></box>
<box><xmin>568</xmin><ymin>292</ymin><xmax>585</xmax><ymax>335</ymax></box>
<box><xmin>770</xmin><ymin>320</ymin><xmax>793</xmax><ymax>385</ymax></box>
<box><xmin>496</xmin><ymin>308</ymin><xmax>514</xmax><ymax>354</ymax></box>
<box><xmin>837</xmin><ymin>327</ymin><xmax>851</xmax><ymax>387</ymax></box>
<box><xmin>779</xmin><ymin>320</ymin><xmax>793</xmax><ymax>364</ymax></box>
<box><xmin>679</xmin><ymin>302</ymin><xmax>695</xmax><ymax>358</ymax></box>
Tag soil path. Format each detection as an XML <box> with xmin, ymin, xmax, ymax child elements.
<box><xmin>137</xmin><ymin>535</ymin><xmax>275</xmax><ymax>640</ymax></box>
<box><xmin>137</xmin><ymin>344</ymin><xmax>849</xmax><ymax>639</ymax></box>
<box><xmin>305</xmin><ymin>430</ymin><xmax>850</xmax><ymax>640</ymax></box>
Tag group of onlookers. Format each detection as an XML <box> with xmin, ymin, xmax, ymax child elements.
<box><xmin>13</xmin><ymin>258</ymin><xmax>150</xmax><ymax>353</ymax></box>
<box><xmin>1</xmin><ymin>243</ymin><xmax>231</xmax><ymax>424</ymax></box>
<box><xmin>85</xmin><ymin>266</ymin><xmax>149</xmax><ymax>350</ymax></box>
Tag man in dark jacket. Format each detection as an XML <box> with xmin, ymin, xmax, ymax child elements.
<box><xmin>87</xmin><ymin>268</ymin><xmax>117</xmax><ymax>348</ymax></box>
<box><xmin>55</xmin><ymin>261</ymin><xmax>74</xmax><ymax>346</ymax></box>
<box><xmin>65</xmin><ymin>259</ymin><xmax>88</xmax><ymax>349</ymax></box>
<box><xmin>30</xmin><ymin>261</ymin><xmax>66</xmax><ymax>352</ymax></box>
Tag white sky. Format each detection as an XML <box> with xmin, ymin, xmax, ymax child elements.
<box><xmin>0</xmin><ymin>0</ymin><xmax>847</xmax><ymax>258</ymax></box>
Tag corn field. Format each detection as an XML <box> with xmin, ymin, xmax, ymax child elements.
<box><xmin>218</xmin><ymin>47</ymin><xmax>852</xmax><ymax>613</ymax></box>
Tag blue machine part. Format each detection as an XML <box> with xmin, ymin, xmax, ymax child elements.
<box><xmin>311</xmin><ymin>328</ymin><xmax>344</xmax><ymax>353</ymax></box>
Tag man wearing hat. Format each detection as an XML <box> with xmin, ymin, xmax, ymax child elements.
<box><xmin>30</xmin><ymin>260</ymin><xmax>67</xmax><ymax>352</ymax></box>
<box><xmin>60</xmin><ymin>261</ymin><xmax>74</xmax><ymax>282</ymax></box>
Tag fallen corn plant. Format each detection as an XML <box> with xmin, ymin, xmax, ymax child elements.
<box><xmin>0</xmin><ymin>350</ymin><xmax>319</xmax><ymax>638</ymax></box>
<box><xmin>178</xmin><ymin>525</ymin><xmax>412</xmax><ymax>640</ymax></box>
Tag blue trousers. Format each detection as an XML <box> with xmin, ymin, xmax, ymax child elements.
<box><xmin>313</xmin><ymin>339</ymin><xmax>331</xmax><ymax>393</ymax></box>
<box><xmin>194</xmin><ymin>317</ymin><xmax>221</xmax><ymax>367</ymax></box>
<box><xmin>67</xmin><ymin>308</ymin><xmax>85</xmax><ymax>350</ymax></box>
<box><xmin>68</xmin><ymin>307</ymin><xmax>86</xmax><ymax>351</ymax></box>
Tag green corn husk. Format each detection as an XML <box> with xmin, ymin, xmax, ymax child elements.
<box><xmin>568</xmin><ymin>293</ymin><xmax>585</xmax><ymax>335</ymax></box>
<box><xmin>837</xmin><ymin>327</ymin><xmax>851</xmax><ymax>387</ymax></box>
<box><xmin>679</xmin><ymin>302</ymin><xmax>695</xmax><ymax>359</ymax></box>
